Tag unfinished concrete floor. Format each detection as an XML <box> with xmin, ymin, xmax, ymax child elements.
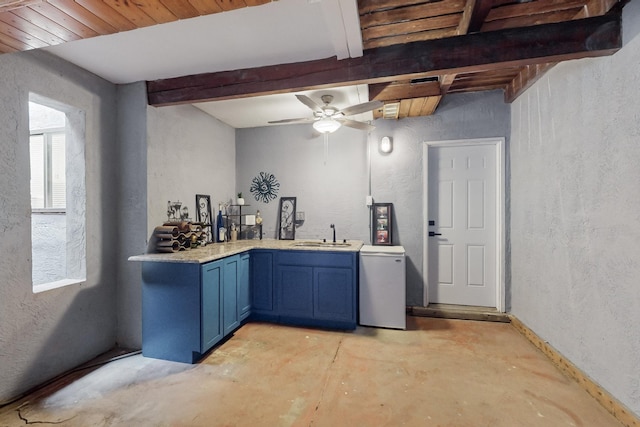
<box><xmin>0</xmin><ymin>317</ymin><xmax>622</xmax><ymax>426</ymax></box>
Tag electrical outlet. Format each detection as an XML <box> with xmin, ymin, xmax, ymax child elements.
<box><xmin>366</xmin><ymin>195</ymin><xmax>373</xmax><ymax>207</ymax></box>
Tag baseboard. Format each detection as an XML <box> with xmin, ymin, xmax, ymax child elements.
<box><xmin>409</xmin><ymin>304</ymin><xmax>510</xmax><ymax>323</ymax></box>
<box><xmin>509</xmin><ymin>315</ymin><xmax>639</xmax><ymax>427</ymax></box>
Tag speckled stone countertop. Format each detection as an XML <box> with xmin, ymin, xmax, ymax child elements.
<box><xmin>128</xmin><ymin>239</ymin><xmax>364</xmax><ymax>264</ymax></box>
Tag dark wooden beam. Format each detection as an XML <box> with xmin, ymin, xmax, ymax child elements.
<box><xmin>147</xmin><ymin>12</ymin><xmax>622</xmax><ymax>106</ymax></box>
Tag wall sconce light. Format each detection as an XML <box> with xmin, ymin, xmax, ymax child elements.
<box><xmin>379</xmin><ymin>136</ymin><xmax>393</xmax><ymax>154</ymax></box>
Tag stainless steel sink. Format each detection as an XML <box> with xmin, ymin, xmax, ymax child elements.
<box><xmin>292</xmin><ymin>241</ymin><xmax>351</xmax><ymax>247</ymax></box>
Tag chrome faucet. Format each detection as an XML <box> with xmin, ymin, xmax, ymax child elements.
<box><xmin>330</xmin><ymin>224</ymin><xmax>336</xmax><ymax>243</ymax></box>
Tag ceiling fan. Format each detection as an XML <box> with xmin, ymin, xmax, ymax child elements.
<box><xmin>268</xmin><ymin>94</ymin><xmax>383</xmax><ymax>133</ymax></box>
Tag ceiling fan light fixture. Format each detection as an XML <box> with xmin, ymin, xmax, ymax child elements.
<box><xmin>313</xmin><ymin>118</ymin><xmax>341</xmax><ymax>133</ymax></box>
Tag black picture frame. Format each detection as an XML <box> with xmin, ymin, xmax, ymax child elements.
<box><xmin>195</xmin><ymin>194</ymin><xmax>213</xmax><ymax>243</ymax></box>
<box><xmin>278</xmin><ymin>197</ymin><xmax>297</xmax><ymax>240</ymax></box>
<box><xmin>372</xmin><ymin>203</ymin><xmax>393</xmax><ymax>245</ymax></box>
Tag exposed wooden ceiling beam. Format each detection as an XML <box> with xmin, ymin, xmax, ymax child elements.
<box><xmin>582</xmin><ymin>0</ymin><xmax>619</xmax><ymax>16</ymax></box>
<box><xmin>503</xmin><ymin>0</ymin><xmax>624</xmax><ymax>103</ymax></box>
<box><xmin>359</xmin><ymin>0</ymin><xmax>465</xmax><ymax>29</ymax></box>
<box><xmin>369</xmin><ymin>80</ymin><xmax>441</xmax><ymax>102</ymax></box>
<box><xmin>439</xmin><ymin>74</ymin><xmax>457</xmax><ymax>94</ymax></box>
<box><xmin>458</xmin><ymin>0</ymin><xmax>494</xmax><ymax>34</ymax></box>
<box><xmin>147</xmin><ymin>12</ymin><xmax>622</xmax><ymax>106</ymax></box>
<box><xmin>504</xmin><ymin>63</ymin><xmax>555</xmax><ymax>103</ymax></box>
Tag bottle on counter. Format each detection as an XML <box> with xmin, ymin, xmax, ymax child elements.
<box><xmin>255</xmin><ymin>210</ymin><xmax>263</xmax><ymax>240</ymax></box>
<box><xmin>230</xmin><ymin>223</ymin><xmax>237</xmax><ymax>241</ymax></box>
<box><xmin>216</xmin><ymin>204</ymin><xmax>224</xmax><ymax>243</ymax></box>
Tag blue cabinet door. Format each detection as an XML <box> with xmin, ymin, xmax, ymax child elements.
<box><xmin>251</xmin><ymin>250</ymin><xmax>274</xmax><ymax>313</ymax></box>
<box><xmin>314</xmin><ymin>267</ymin><xmax>355</xmax><ymax>322</ymax></box>
<box><xmin>277</xmin><ymin>265</ymin><xmax>314</xmax><ymax>318</ymax></box>
<box><xmin>238</xmin><ymin>252</ymin><xmax>251</xmax><ymax>321</ymax></box>
<box><xmin>202</xmin><ymin>260</ymin><xmax>223</xmax><ymax>353</ymax></box>
<box><xmin>223</xmin><ymin>255</ymin><xmax>240</xmax><ymax>335</ymax></box>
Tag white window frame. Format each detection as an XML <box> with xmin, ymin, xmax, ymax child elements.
<box><xmin>30</xmin><ymin>127</ymin><xmax>66</xmax><ymax>213</ymax></box>
<box><xmin>29</xmin><ymin>94</ymin><xmax>86</xmax><ymax>293</ymax></box>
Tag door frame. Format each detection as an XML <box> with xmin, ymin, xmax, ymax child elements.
<box><xmin>422</xmin><ymin>137</ymin><xmax>506</xmax><ymax>312</ymax></box>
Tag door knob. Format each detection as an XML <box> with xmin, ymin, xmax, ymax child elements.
<box><xmin>429</xmin><ymin>231</ymin><xmax>442</xmax><ymax>237</ymax></box>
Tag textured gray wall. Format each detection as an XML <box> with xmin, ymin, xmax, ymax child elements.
<box><xmin>115</xmin><ymin>82</ymin><xmax>148</xmax><ymax>349</ymax></box>
<box><xmin>0</xmin><ymin>50</ymin><xmax>118</xmax><ymax>402</ymax></box>
<box><xmin>31</xmin><ymin>214</ymin><xmax>66</xmax><ymax>285</ymax></box>
<box><xmin>236</xmin><ymin>125</ymin><xmax>370</xmax><ymax>243</ymax></box>
<box><xmin>237</xmin><ymin>90</ymin><xmax>510</xmax><ymax>306</ymax></box>
<box><xmin>146</xmin><ymin>104</ymin><xmax>237</xmax><ymax>239</ymax></box>
<box><xmin>509</xmin><ymin>2</ymin><xmax>640</xmax><ymax>416</ymax></box>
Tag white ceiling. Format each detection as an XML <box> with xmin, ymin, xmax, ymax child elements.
<box><xmin>193</xmin><ymin>85</ymin><xmax>373</xmax><ymax>128</ymax></box>
<box><xmin>43</xmin><ymin>0</ymin><xmax>371</xmax><ymax>129</ymax></box>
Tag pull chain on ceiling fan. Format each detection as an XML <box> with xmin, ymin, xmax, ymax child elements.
<box><xmin>268</xmin><ymin>94</ymin><xmax>383</xmax><ymax>133</ymax></box>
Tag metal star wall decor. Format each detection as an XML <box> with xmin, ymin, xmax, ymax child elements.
<box><xmin>250</xmin><ymin>172</ymin><xmax>280</xmax><ymax>204</ymax></box>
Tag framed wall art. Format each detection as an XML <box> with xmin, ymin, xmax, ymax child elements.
<box><xmin>372</xmin><ymin>203</ymin><xmax>393</xmax><ymax>245</ymax></box>
<box><xmin>278</xmin><ymin>197</ymin><xmax>297</xmax><ymax>240</ymax></box>
<box><xmin>195</xmin><ymin>194</ymin><xmax>213</xmax><ymax>243</ymax></box>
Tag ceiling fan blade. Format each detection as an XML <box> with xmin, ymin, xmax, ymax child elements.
<box><xmin>337</xmin><ymin>118</ymin><xmax>375</xmax><ymax>132</ymax></box>
<box><xmin>268</xmin><ymin>117</ymin><xmax>315</xmax><ymax>124</ymax></box>
<box><xmin>338</xmin><ymin>100</ymin><xmax>383</xmax><ymax>117</ymax></box>
<box><xmin>296</xmin><ymin>95</ymin><xmax>323</xmax><ymax>113</ymax></box>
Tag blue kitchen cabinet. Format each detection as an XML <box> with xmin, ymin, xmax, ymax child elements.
<box><xmin>250</xmin><ymin>250</ymin><xmax>277</xmax><ymax>321</ymax></box>
<box><xmin>314</xmin><ymin>267</ymin><xmax>354</xmax><ymax>323</ymax></box>
<box><xmin>142</xmin><ymin>262</ymin><xmax>202</xmax><ymax>363</ymax></box>
<box><xmin>277</xmin><ymin>265</ymin><xmax>314</xmax><ymax>318</ymax></box>
<box><xmin>223</xmin><ymin>255</ymin><xmax>240</xmax><ymax>335</ymax></box>
<box><xmin>142</xmin><ymin>260</ymin><xmax>223</xmax><ymax>363</ymax></box>
<box><xmin>202</xmin><ymin>259</ymin><xmax>224</xmax><ymax>353</ymax></box>
<box><xmin>142</xmin><ymin>254</ymin><xmax>245</xmax><ymax>364</ymax></box>
<box><xmin>141</xmin><ymin>248</ymin><xmax>358</xmax><ymax>363</ymax></box>
<box><xmin>238</xmin><ymin>252</ymin><xmax>251</xmax><ymax>321</ymax></box>
<box><xmin>275</xmin><ymin>250</ymin><xmax>357</xmax><ymax>329</ymax></box>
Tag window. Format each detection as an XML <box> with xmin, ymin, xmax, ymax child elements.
<box><xmin>29</xmin><ymin>97</ymin><xmax>86</xmax><ymax>292</ymax></box>
<box><xmin>30</xmin><ymin>129</ymin><xmax>66</xmax><ymax>211</ymax></box>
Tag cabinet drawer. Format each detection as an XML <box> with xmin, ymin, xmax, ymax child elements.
<box><xmin>276</xmin><ymin>250</ymin><xmax>354</xmax><ymax>268</ymax></box>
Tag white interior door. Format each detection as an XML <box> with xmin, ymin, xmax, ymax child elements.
<box><xmin>425</xmin><ymin>141</ymin><xmax>500</xmax><ymax>307</ymax></box>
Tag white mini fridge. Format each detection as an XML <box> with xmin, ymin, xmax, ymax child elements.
<box><xmin>359</xmin><ymin>245</ymin><xmax>406</xmax><ymax>329</ymax></box>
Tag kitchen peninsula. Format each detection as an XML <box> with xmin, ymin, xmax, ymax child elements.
<box><xmin>129</xmin><ymin>239</ymin><xmax>363</xmax><ymax>363</ymax></box>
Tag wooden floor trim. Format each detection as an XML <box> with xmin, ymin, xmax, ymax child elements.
<box><xmin>409</xmin><ymin>304</ymin><xmax>511</xmax><ymax>323</ymax></box>
<box><xmin>509</xmin><ymin>315</ymin><xmax>639</xmax><ymax>427</ymax></box>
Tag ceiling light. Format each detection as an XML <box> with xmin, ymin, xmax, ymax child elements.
<box><xmin>313</xmin><ymin>118</ymin><xmax>341</xmax><ymax>133</ymax></box>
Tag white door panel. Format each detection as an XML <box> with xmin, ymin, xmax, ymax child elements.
<box><xmin>427</xmin><ymin>143</ymin><xmax>497</xmax><ymax>307</ymax></box>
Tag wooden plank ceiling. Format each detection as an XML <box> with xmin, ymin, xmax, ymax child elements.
<box><xmin>0</xmin><ymin>0</ymin><xmax>626</xmax><ymax>119</ymax></box>
<box><xmin>359</xmin><ymin>0</ymin><xmax>621</xmax><ymax>118</ymax></box>
<box><xmin>0</xmin><ymin>0</ymin><xmax>272</xmax><ymax>54</ymax></box>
